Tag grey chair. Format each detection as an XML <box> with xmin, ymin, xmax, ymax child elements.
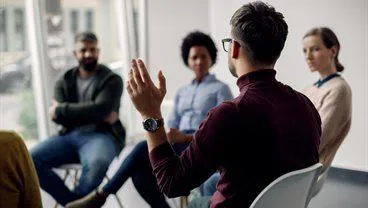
<box><xmin>249</xmin><ymin>163</ymin><xmax>323</xmax><ymax>208</ymax></box>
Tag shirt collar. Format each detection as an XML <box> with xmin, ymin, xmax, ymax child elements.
<box><xmin>314</xmin><ymin>73</ymin><xmax>340</xmax><ymax>88</ymax></box>
<box><xmin>191</xmin><ymin>73</ymin><xmax>215</xmax><ymax>85</ymax></box>
<box><xmin>236</xmin><ymin>69</ymin><xmax>276</xmax><ymax>90</ymax></box>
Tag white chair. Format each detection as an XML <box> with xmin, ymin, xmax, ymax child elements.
<box><xmin>53</xmin><ymin>163</ymin><xmax>124</xmax><ymax>208</ymax></box>
<box><xmin>310</xmin><ymin>151</ymin><xmax>337</xmax><ymax>198</ymax></box>
<box><xmin>249</xmin><ymin>163</ymin><xmax>323</xmax><ymax>208</ymax></box>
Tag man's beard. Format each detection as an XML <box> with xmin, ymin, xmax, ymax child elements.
<box><xmin>80</xmin><ymin>59</ymin><xmax>98</xmax><ymax>72</ymax></box>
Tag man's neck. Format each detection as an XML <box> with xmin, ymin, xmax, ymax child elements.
<box><xmin>78</xmin><ymin>67</ymin><xmax>96</xmax><ymax>79</ymax></box>
<box><xmin>236</xmin><ymin>59</ymin><xmax>274</xmax><ymax>77</ymax></box>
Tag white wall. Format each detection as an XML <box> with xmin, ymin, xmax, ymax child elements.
<box><xmin>146</xmin><ymin>0</ymin><xmax>210</xmax><ymax>99</ymax></box>
<box><xmin>209</xmin><ymin>0</ymin><xmax>368</xmax><ymax>171</ymax></box>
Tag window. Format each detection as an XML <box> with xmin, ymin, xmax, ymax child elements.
<box><xmin>0</xmin><ymin>1</ymin><xmax>38</xmax><ymax>145</ymax></box>
<box><xmin>0</xmin><ymin>7</ymin><xmax>7</xmax><ymax>51</ymax></box>
<box><xmin>14</xmin><ymin>8</ymin><xmax>25</xmax><ymax>51</ymax></box>
<box><xmin>85</xmin><ymin>10</ymin><xmax>93</xmax><ymax>31</ymax></box>
<box><xmin>70</xmin><ymin>10</ymin><xmax>79</xmax><ymax>34</ymax></box>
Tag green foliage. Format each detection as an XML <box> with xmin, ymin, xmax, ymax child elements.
<box><xmin>18</xmin><ymin>90</ymin><xmax>38</xmax><ymax>140</ymax></box>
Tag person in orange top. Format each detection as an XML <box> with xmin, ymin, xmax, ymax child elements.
<box><xmin>0</xmin><ymin>130</ymin><xmax>42</xmax><ymax>208</ymax></box>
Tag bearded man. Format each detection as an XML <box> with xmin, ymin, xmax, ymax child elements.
<box><xmin>30</xmin><ymin>32</ymin><xmax>125</xmax><ymax>206</ymax></box>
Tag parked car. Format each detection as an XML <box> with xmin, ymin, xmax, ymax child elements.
<box><xmin>0</xmin><ymin>55</ymin><xmax>77</xmax><ymax>93</ymax></box>
<box><xmin>0</xmin><ymin>56</ymin><xmax>32</xmax><ymax>93</ymax></box>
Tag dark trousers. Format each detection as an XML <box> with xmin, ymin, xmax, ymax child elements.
<box><xmin>102</xmin><ymin>129</ymin><xmax>193</xmax><ymax>208</ymax></box>
<box><xmin>30</xmin><ymin>130</ymin><xmax>117</xmax><ymax>206</ymax></box>
<box><xmin>102</xmin><ymin>140</ymin><xmax>189</xmax><ymax>208</ymax></box>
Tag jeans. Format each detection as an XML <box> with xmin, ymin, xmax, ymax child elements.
<box><xmin>102</xmin><ymin>140</ymin><xmax>170</xmax><ymax>208</ymax></box>
<box><xmin>102</xmin><ymin>130</ymin><xmax>194</xmax><ymax>208</ymax></box>
<box><xmin>201</xmin><ymin>172</ymin><xmax>220</xmax><ymax>196</ymax></box>
<box><xmin>188</xmin><ymin>196</ymin><xmax>211</xmax><ymax>208</ymax></box>
<box><xmin>30</xmin><ymin>130</ymin><xmax>118</xmax><ymax>206</ymax></box>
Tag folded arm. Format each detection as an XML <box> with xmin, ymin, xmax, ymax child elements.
<box><xmin>53</xmin><ymin>75</ymin><xmax>123</xmax><ymax>126</ymax></box>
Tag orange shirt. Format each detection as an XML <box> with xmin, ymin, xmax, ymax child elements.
<box><xmin>0</xmin><ymin>131</ymin><xmax>42</xmax><ymax>208</ymax></box>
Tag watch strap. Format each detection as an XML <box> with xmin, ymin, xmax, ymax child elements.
<box><xmin>156</xmin><ymin>118</ymin><xmax>164</xmax><ymax>128</ymax></box>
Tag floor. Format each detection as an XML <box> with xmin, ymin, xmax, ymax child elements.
<box><xmin>40</xmin><ymin>144</ymin><xmax>177</xmax><ymax>208</ymax></box>
<box><xmin>308</xmin><ymin>167</ymin><xmax>368</xmax><ymax>208</ymax></box>
<box><xmin>40</xmin><ymin>144</ymin><xmax>368</xmax><ymax>208</ymax></box>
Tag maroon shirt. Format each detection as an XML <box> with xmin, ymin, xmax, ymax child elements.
<box><xmin>150</xmin><ymin>69</ymin><xmax>321</xmax><ymax>207</ymax></box>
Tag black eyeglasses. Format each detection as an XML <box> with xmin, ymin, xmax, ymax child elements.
<box><xmin>221</xmin><ymin>38</ymin><xmax>233</xmax><ymax>52</ymax></box>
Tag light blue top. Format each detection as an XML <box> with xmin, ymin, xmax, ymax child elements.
<box><xmin>167</xmin><ymin>73</ymin><xmax>233</xmax><ymax>131</ymax></box>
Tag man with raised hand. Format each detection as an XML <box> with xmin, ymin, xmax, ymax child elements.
<box><xmin>127</xmin><ymin>2</ymin><xmax>320</xmax><ymax>207</ymax></box>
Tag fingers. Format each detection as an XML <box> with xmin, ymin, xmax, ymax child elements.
<box><xmin>126</xmin><ymin>81</ymin><xmax>134</xmax><ymax>98</ymax></box>
<box><xmin>128</xmin><ymin>69</ymin><xmax>137</xmax><ymax>92</ymax></box>
<box><xmin>128</xmin><ymin>59</ymin><xmax>165</xmax><ymax>97</ymax></box>
<box><xmin>137</xmin><ymin>59</ymin><xmax>153</xmax><ymax>84</ymax></box>
<box><xmin>132</xmin><ymin>59</ymin><xmax>145</xmax><ymax>87</ymax></box>
<box><xmin>157</xmin><ymin>70</ymin><xmax>167</xmax><ymax>95</ymax></box>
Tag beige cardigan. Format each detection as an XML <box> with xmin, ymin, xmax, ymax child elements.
<box><xmin>303</xmin><ymin>76</ymin><xmax>352</xmax><ymax>171</ymax></box>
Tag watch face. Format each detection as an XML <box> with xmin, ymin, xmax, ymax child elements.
<box><xmin>143</xmin><ymin>118</ymin><xmax>158</xmax><ymax>132</ymax></box>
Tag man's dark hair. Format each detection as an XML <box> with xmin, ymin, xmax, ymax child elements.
<box><xmin>75</xmin><ymin>31</ymin><xmax>98</xmax><ymax>43</ymax></box>
<box><xmin>230</xmin><ymin>1</ymin><xmax>288</xmax><ymax>65</ymax></box>
<box><xmin>181</xmin><ymin>31</ymin><xmax>217</xmax><ymax>67</ymax></box>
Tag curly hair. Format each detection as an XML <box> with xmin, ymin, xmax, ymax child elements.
<box><xmin>181</xmin><ymin>31</ymin><xmax>217</xmax><ymax>67</ymax></box>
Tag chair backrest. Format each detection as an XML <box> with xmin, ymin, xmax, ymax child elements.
<box><xmin>310</xmin><ymin>151</ymin><xmax>337</xmax><ymax>198</ymax></box>
<box><xmin>249</xmin><ymin>163</ymin><xmax>323</xmax><ymax>208</ymax></box>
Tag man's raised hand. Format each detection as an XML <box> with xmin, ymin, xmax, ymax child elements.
<box><xmin>126</xmin><ymin>59</ymin><xmax>166</xmax><ymax>119</ymax></box>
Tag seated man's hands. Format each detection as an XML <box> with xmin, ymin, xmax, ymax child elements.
<box><xmin>104</xmin><ymin>112</ymin><xmax>119</xmax><ymax>124</ymax></box>
<box><xmin>167</xmin><ymin>128</ymin><xmax>192</xmax><ymax>144</ymax></box>
<box><xmin>49</xmin><ymin>100</ymin><xmax>59</xmax><ymax>120</ymax></box>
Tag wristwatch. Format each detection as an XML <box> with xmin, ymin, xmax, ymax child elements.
<box><xmin>142</xmin><ymin>118</ymin><xmax>164</xmax><ymax>132</ymax></box>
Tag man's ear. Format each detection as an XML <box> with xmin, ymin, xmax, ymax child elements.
<box><xmin>231</xmin><ymin>40</ymin><xmax>241</xmax><ymax>59</ymax></box>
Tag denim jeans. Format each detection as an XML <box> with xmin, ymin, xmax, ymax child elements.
<box><xmin>102</xmin><ymin>130</ymin><xmax>194</xmax><ymax>208</ymax></box>
<box><xmin>102</xmin><ymin>140</ymin><xmax>170</xmax><ymax>208</ymax></box>
<box><xmin>188</xmin><ymin>196</ymin><xmax>211</xmax><ymax>208</ymax></box>
<box><xmin>30</xmin><ymin>130</ymin><xmax>118</xmax><ymax>206</ymax></box>
<box><xmin>201</xmin><ymin>172</ymin><xmax>220</xmax><ymax>196</ymax></box>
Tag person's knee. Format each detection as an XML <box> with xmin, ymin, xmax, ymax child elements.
<box><xmin>133</xmin><ymin>140</ymin><xmax>148</xmax><ymax>154</ymax></box>
<box><xmin>136</xmin><ymin>140</ymin><xmax>148</xmax><ymax>148</ymax></box>
<box><xmin>29</xmin><ymin>138</ymin><xmax>56</xmax><ymax>164</ymax></box>
<box><xmin>29</xmin><ymin>147</ymin><xmax>43</xmax><ymax>168</ymax></box>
